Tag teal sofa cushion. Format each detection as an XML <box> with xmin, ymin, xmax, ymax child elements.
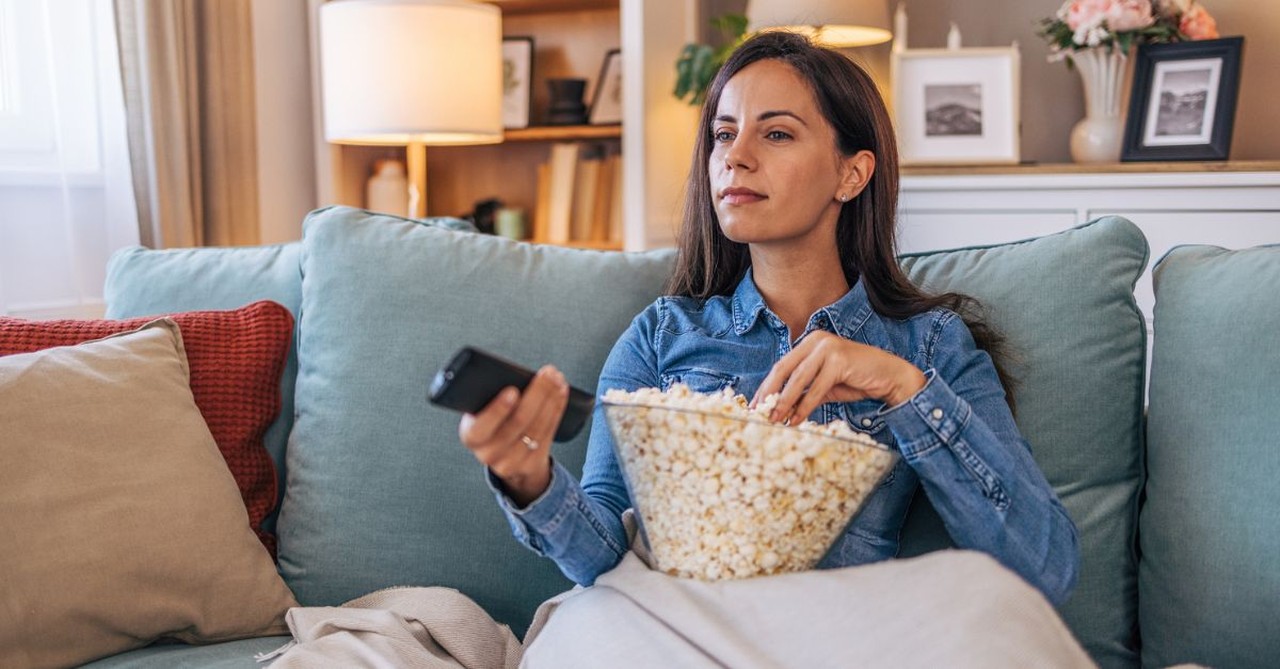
<box><xmin>896</xmin><ymin>217</ymin><xmax>1149</xmax><ymax>668</ymax></box>
<box><xmin>1141</xmin><ymin>244</ymin><xmax>1280</xmax><ymax>669</ymax></box>
<box><xmin>277</xmin><ymin>206</ymin><xmax>675</xmax><ymax>637</ymax></box>
<box><xmin>103</xmin><ymin>243</ymin><xmax>304</xmax><ymax>538</ymax></box>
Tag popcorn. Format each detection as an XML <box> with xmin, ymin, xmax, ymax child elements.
<box><xmin>602</xmin><ymin>383</ymin><xmax>897</xmax><ymax>581</ymax></box>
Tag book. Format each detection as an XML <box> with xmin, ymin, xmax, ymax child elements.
<box><xmin>589</xmin><ymin>154</ymin><xmax>615</xmax><ymax>242</ymax></box>
<box><xmin>532</xmin><ymin>162</ymin><xmax>552</xmax><ymax>243</ymax></box>
<box><xmin>571</xmin><ymin>154</ymin><xmax>601</xmax><ymax>242</ymax></box>
<box><xmin>546</xmin><ymin>142</ymin><xmax>580</xmax><ymax>245</ymax></box>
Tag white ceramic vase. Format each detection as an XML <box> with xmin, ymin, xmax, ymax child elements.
<box><xmin>1068</xmin><ymin>47</ymin><xmax>1128</xmax><ymax>163</ymax></box>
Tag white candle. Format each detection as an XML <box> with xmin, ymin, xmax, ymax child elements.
<box><xmin>947</xmin><ymin>22</ymin><xmax>962</xmax><ymax>50</ymax></box>
<box><xmin>894</xmin><ymin>3</ymin><xmax>908</xmax><ymax>53</ymax></box>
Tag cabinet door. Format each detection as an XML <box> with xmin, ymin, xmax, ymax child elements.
<box><xmin>1099</xmin><ymin>210</ymin><xmax>1280</xmax><ymax>334</ymax></box>
<box><xmin>896</xmin><ymin>211</ymin><xmax>1080</xmax><ymax>254</ymax></box>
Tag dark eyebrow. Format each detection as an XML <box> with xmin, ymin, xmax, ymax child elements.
<box><xmin>714</xmin><ymin>110</ymin><xmax>809</xmax><ymax>127</ymax></box>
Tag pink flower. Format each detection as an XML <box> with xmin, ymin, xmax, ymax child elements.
<box><xmin>1180</xmin><ymin>4</ymin><xmax>1219</xmax><ymax>39</ymax></box>
<box><xmin>1106</xmin><ymin>0</ymin><xmax>1155</xmax><ymax>31</ymax></box>
<box><xmin>1065</xmin><ymin>0</ymin><xmax>1107</xmax><ymax>31</ymax></box>
<box><xmin>1065</xmin><ymin>0</ymin><xmax>1154</xmax><ymax>33</ymax></box>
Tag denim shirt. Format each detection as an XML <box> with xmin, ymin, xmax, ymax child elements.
<box><xmin>488</xmin><ymin>269</ymin><xmax>1080</xmax><ymax>606</ymax></box>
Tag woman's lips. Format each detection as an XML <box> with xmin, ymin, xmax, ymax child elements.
<box><xmin>720</xmin><ymin>188</ymin><xmax>766</xmax><ymax>205</ymax></box>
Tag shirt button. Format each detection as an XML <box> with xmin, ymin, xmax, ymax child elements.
<box><xmin>931</xmin><ymin>408</ymin><xmax>944</xmax><ymax>420</ymax></box>
<box><xmin>861</xmin><ymin>418</ymin><xmax>873</xmax><ymax>427</ymax></box>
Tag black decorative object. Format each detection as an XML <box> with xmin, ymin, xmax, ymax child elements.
<box><xmin>546</xmin><ymin>78</ymin><xmax>588</xmax><ymax>125</ymax></box>
<box><xmin>1121</xmin><ymin>37</ymin><xmax>1244</xmax><ymax>162</ymax></box>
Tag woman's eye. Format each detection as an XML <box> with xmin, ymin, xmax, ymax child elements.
<box><xmin>766</xmin><ymin>130</ymin><xmax>793</xmax><ymax>141</ymax></box>
<box><xmin>713</xmin><ymin>129</ymin><xmax>735</xmax><ymax>142</ymax></box>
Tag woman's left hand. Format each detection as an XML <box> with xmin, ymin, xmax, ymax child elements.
<box><xmin>751</xmin><ymin>331</ymin><xmax>927</xmax><ymax>425</ymax></box>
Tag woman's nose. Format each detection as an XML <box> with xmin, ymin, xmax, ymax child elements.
<box><xmin>723</xmin><ymin>136</ymin><xmax>754</xmax><ymax>171</ymax></box>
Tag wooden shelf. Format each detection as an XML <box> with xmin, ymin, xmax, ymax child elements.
<box><xmin>488</xmin><ymin>0</ymin><xmax>616</xmax><ymax>16</ymax></box>
<box><xmin>902</xmin><ymin>160</ymin><xmax>1280</xmax><ymax>177</ymax></box>
<box><xmin>504</xmin><ymin>125</ymin><xmax>621</xmax><ymax>142</ymax></box>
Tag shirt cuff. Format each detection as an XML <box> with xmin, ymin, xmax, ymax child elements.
<box><xmin>877</xmin><ymin>368</ymin><xmax>970</xmax><ymax>458</ymax></box>
<box><xmin>486</xmin><ymin>458</ymin><xmax>578</xmax><ymax>540</ymax></box>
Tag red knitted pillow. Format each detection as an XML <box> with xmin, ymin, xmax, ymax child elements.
<box><xmin>0</xmin><ymin>300</ymin><xmax>293</xmax><ymax>558</ymax></box>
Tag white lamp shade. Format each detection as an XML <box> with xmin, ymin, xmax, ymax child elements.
<box><xmin>319</xmin><ymin>0</ymin><xmax>502</xmax><ymax>145</ymax></box>
<box><xmin>748</xmin><ymin>0</ymin><xmax>892</xmax><ymax>48</ymax></box>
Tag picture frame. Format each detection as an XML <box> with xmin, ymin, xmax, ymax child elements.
<box><xmin>890</xmin><ymin>46</ymin><xmax>1021</xmax><ymax>166</ymax></box>
<box><xmin>502</xmin><ymin>37</ymin><xmax>534</xmax><ymax>129</ymax></box>
<box><xmin>1121</xmin><ymin>36</ymin><xmax>1243</xmax><ymax>162</ymax></box>
<box><xmin>588</xmin><ymin>49</ymin><xmax>622</xmax><ymax>125</ymax></box>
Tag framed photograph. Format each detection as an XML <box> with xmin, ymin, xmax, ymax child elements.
<box><xmin>1121</xmin><ymin>37</ymin><xmax>1243</xmax><ymax>162</ymax></box>
<box><xmin>588</xmin><ymin>49</ymin><xmax>622</xmax><ymax>125</ymax></box>
<box><xmin>891</xmin><ymin>47</ymin><xmax>1021</xmax><ymax>165</ymax></box>
<box><xmin>502</xmin><ymin>37</ymin><xmax>534</xmax><ymax>129</ymax></box>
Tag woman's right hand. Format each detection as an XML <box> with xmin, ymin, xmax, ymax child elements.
<box><xmin>458</xmin><ymin>365</ymin><xmax>570</xmax><ymax>508</ymax></box>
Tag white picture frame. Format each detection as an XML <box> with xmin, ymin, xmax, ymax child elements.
<box><xmin>891</xmin><ymin>46</ymin><xmax>1021</xmax><ymax>165</ymax></box>
<box><xmin>588</xmin><ymin>49</ymin><xmax>622</xmax><ymax>125</ymax></box>
<box><xmin>502</xmin><ymin>37</ymin><xmax>534</xmax><ymax>129</ymax></box>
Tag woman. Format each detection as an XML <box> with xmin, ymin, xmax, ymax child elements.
<box><xmin>459</xmin><ymin>31</ymin><xmax>1079</xmax><ymax>612</ymax></box>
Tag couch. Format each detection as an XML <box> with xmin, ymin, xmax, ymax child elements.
<box><xmin>55</xmin><ymin>206</ymin><xmax>1278</xmax><ymax>667</ymax></box>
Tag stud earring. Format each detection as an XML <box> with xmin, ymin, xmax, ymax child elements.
<box><xmin>838</xmin><ymin>193</ymin><xmax>849</xmax><ymax>202</ymax></box>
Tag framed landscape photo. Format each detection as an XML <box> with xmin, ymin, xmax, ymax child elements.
<box><xmin>1121</xmin><ymin>36</ymin><xmax>1243</xmax><ymax>162</ymax></box>
<box><xmin>502</xmin><ymin>37</ymin><xmax>534</xmax><ymax>129</ymax></box>
<box><xmin>588</xmin><ymin>49</ymin><xmax>622</xmax><ymax>125</ymax></box>
<box><xmin>891</xmin><ymin>46</ymin><xmax>1021</xmax><ymax>165</ymax></box>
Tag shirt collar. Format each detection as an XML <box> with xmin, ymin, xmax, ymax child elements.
<box><xmin>730</xmin><ymin>266</ymin><xmax>874</xmax><ymax>339</ymax></box>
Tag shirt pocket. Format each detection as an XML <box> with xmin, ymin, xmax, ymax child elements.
<box><xmin>659</xmin><ymin>368</ymin><xmax>741</xmax><ymax>394</ymax></box>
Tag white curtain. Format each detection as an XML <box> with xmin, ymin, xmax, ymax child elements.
<box><xmin>0</xmin><ymin>0</ymin><xmax>139</xmax><ymax>319</ymax></box>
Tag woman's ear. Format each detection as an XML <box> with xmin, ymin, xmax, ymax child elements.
<box><xmin>838</xmin><ymin>150</ymin><xmax>876</xmax><ymax>201</ymax></box>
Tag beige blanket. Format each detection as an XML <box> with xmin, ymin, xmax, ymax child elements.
<box><xmin>262</xmin><ymin>512</ymin><xmax>1093</xmax><ymax>669</ymax></box>
<box><xmin>258</xmin><ymin>587</ymin><xmax>522</xmax><ymax>669</ymax></box>
<box><xmin>523</xmin><ymin>549</ymin><xmax>1095</xmax><ymax>669</ymax></box>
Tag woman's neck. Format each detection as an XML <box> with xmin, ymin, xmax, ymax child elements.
<box><xmin>750</xmin><ymin>248</ymin><xmax>849</xmax><ymax>343</ymax></box>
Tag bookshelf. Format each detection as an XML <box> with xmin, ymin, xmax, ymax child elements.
<box><xmin>316</xmin><ymin>0</ymin><xmax>625</xmax><ymax>250</ymax></box>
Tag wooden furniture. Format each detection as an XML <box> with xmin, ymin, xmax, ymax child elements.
<box><xmin>316</xmin><ymin>0</ymin><xmax>624</xmax><ymax>249</ymax></box>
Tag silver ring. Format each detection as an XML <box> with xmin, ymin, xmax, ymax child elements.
<box><xmin>519</xmin><ymin>435</ymin><xmax>539</xmax><ymax>450</ymax></box>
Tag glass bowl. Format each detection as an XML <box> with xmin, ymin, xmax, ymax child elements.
<box><xmin>603</xmin><ymin>400</ymin><xmax>898</xmax><ymax>581</ymax></box>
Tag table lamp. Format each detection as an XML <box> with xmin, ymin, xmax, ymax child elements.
<box><xmin>747</xmin><ymin>0</ymin><xmax>893</xmax><ymax>48</ymax></box>
<box><xmin>319</xmin><ymin>0</ymin><xmax>503</xmax><ymax>217</ymax></box>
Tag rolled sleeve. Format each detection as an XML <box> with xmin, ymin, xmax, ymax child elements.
<box><xmin>486</xmin><ymin>458</ymin><xmax>578</xmax><ymax>555</ymax></box>
<box><xmin>878</xmin><ymin>369</ymin><xmax>971</xmax><ymax>458</ymax></box>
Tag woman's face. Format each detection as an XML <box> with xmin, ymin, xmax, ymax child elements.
<box><xmin>709</xmin><ymin>59</ymin><xmax>849</xmax><ymax>247</ymax></box>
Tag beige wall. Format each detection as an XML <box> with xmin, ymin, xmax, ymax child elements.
<box><xmin>707</xmin><ymin>0</ymin><xmax>1278</xmax><ymax>163</ymax></box>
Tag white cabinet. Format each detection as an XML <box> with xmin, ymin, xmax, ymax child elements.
<box><xmin>898</xmin><ymin>163</ymin><xmax>1280</xmax><ymax>338</ymax></box>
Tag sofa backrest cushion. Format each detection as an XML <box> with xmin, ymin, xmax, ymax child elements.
<box><xmin>897</xmin><ymin>216</ymin><xmax>1149</xmax><ymax>668</ymax></box>
<box><xmin>1141</xmin><ymin>243</ymin><xmax>1280</xmax><ymax>669</ymax></box>
<box><xmin>278</xmin><ymin>206</ymin><xmax>675</xmax><ymax>636</ymax></box>
<box><xmin>104</xmin><ymin>243</ymin><xmax>304</xmax><ymax>539</ymax></box>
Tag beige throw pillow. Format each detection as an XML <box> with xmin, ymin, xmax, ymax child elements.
<box><xmin>0</xmin><ymin>319</ymin><xmax>298</xmax><ymax>669</ymax></box>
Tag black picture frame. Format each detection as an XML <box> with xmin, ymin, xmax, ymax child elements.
<box><xmin>1121</xmin><ymin>36</ymin><xmax>1243</xmax><ymax>162</ymax></box>
<box><xmin>502</xmin><ymin>36</ymin><xmax>534</xmax><ymax>129</ymax></box>
<box><xmin>588</xmin><ymin>49</ymin><xmax>622</xmax><ymax>125</ymax></box>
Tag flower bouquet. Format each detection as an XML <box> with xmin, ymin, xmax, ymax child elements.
<box><xmin>1038</xmin><ymin>0</ymin><xmax>1219</xmax><ymax>62</ymax></box>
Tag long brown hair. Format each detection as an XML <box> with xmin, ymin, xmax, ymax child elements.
<box><xmin>665</xmin><ymin>31</ymin><xmax>1016</xmax><ymax>406</ymax></box>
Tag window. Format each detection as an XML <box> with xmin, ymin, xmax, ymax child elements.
<box><xmin>0</xmin><ymin>0</ymin><xmax>138</xmax><ymax>318</ymax></box>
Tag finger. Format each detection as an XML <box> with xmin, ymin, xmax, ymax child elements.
<box><xmin>773</xmin><ymin>353</ymin><xmax>823</xmax><ymax>424</ymax></box>
<box><xmin>487</xmin><ymin>366</ymin><xmax>563</xmax><ymax>450</ymax></box>
<box><xmin>525</xmin><ymin>370</ymin><xmax>570</xmax><ymax>450</ymax></box>
<box><xmin>789</xmin><ymin>362</ymin><xmax>843</xmax><ymax>426</ymax></box>
<box><xmin>485</xmin><ymin>369</ymin><xmax>568</xmax><ymax>479</ymax></box>
<box><xmin>459</xmin><ymin>386</ymin><xmax>519</xmax><ymax>449</ymax></box>
<box><xmin>753</xmin><ymin>349</ymin><xmax>802</xmax><ymax>408</ymax></box>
